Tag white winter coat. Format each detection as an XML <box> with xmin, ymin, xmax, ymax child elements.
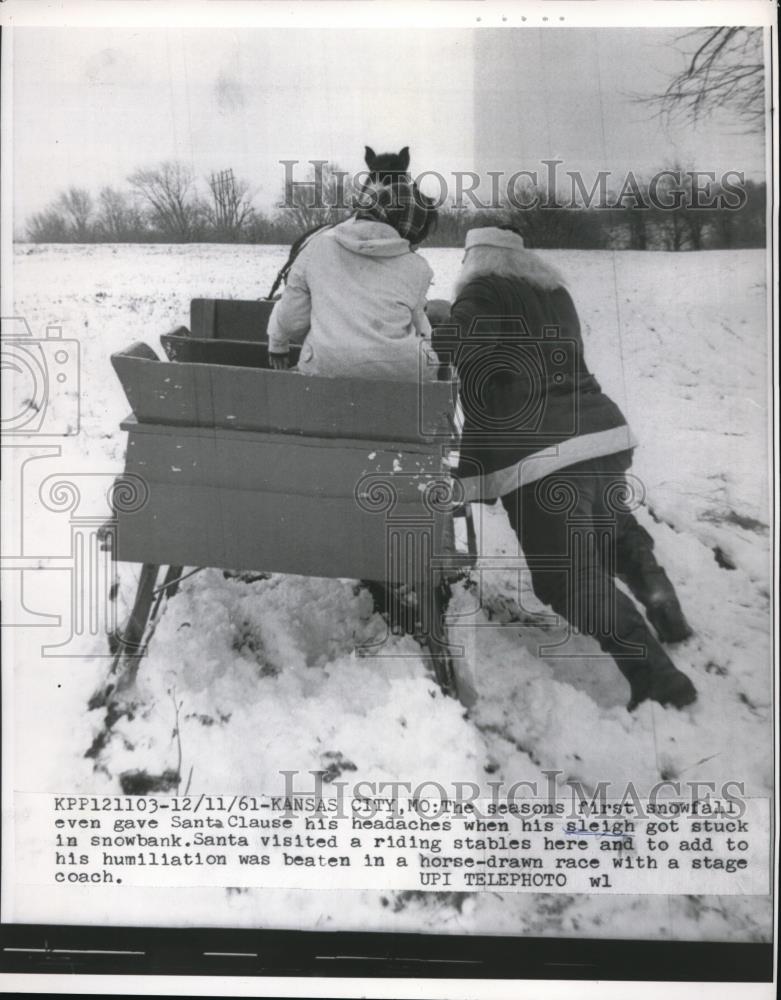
<box><xmin>267</xmin><ymin>217</ymin><xmax>434</xmax><ymax>381</ymax></box>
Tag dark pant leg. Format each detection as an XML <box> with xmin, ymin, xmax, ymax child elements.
<box><xmin>501</xmin><ymin>462</ymin><xmax>685</xmax><ymax>707</ymax></box>
<box><xmin>613</xmin><ymin>512</ymin><xmax>674</xmax><ymax>606</ymax></box>
<box><xmin>602</xmin><ymin>465</ymin><xmax>692</xmax><ymax>643</ymax></box>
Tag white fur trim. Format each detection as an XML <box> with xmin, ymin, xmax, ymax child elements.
<box><xmin>458</xmin><ymin>426</ymin><xmax>638</xmax><ymax>501</ymax></box>
<box><xmin>453</xmin><ymin>246</ymin><xmax>568</xmax><ymax>297</ymax></box>
<box><xmin>465</xmin><ymin>226</ymin><xmax>525</xmax><ymax>251</ymax></box>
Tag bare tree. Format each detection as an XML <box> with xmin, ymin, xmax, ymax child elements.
<box><xmin>641</xmin><ymin>27</ymin><xmax>765</xmax><ymax>134</ymax></box>
<box><xmin>431</xmin><ymin>202</ymin><xmax>475</xmax><ymax>246</ymax></box>
<box><xmin>655</xmin><ymin>205</ymin><xmax>689</xmax><ymax>251</ymax></box>
<box><xmin>56</xmin><ymin>187</ymin><xmax>94</xmax><ymax>240</ymax></box>
<box><xmin>128</xmin><ymin>161</ymin><xmax>205</xmax><ymax>240</ymax></box>
<box><xmin>678</xmin><ymin>173</ymin><xmax>709</xmax><ymax>251</ymax></box>
<box><xmin>96</xmin><ymin>187</ymin><xmax>146</xmax><ymax>241</ymax></box>
<box><xmin>27</xmin><ymin>207</ymin><xmax>70</xmax><ymax>242</ymax></box>
<box><xmin>505</xmin><ymin>183</ymin><xmax>607</xmax><ymax>249</ymax></box>
<box><xmin>207</xmin><ymin>168</ymin><xmax>255</xmax><ymax>239</ymax></box>
<box><xmin>648</xmin><ymin>166</ymin><xmax>699</xmax><ymax>252</ymax></box>
<box><xmin>278</xmin><ymin>161</ymin><xmax>353</xmax><ymax>235</ymax></box>
<box><xmin>625</xmin><ymin>207</ymin><xmax>649</xmax><ymax>250</ymax></box>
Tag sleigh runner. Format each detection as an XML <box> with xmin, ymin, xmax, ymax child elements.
<box><xmin>100</xmin><ymin>298</ymin><xmax>476</xmax><ymax>707</ymax></box>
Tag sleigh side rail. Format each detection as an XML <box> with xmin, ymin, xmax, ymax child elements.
<box><xmin>112</xmin><ymin>339</ymin><xmax>456</xmax><ymax>443</ymax></box>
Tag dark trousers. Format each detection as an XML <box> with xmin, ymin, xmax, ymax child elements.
<box><xmin>501</xmin><ymin>453</ymin><xmax>675</xmax><ymax>683</ymax></box>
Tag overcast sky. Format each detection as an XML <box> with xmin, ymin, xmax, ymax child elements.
<box><xmin>11</xmin><ymin>26</ymin><xmax>766</xmax><ymax>228</ymax></box>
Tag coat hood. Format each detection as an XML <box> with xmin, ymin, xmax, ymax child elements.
<box><xmin>331</xmin><ymin>216</ymin><xmax>412</xmax><ymax>257</ymax></box>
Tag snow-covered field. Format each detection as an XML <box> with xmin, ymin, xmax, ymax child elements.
<box><xmin>6</xmin><ymin>243</ymin><xmax>772</xmax><ymax>940</ymax></box>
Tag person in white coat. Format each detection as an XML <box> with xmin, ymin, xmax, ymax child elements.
<box><xmin>267</xmin><ymin>180</ymin><xmax>438</xmax><ymax>381</ymax></box>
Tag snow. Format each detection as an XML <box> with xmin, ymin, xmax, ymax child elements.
<box><xmin>7</xmin><ymin>243</ymin><xmax>771</xmax><ymax>940</ymax></box>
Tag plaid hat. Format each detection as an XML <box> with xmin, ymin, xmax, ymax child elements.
<box><xmin>353</xmin><ymin>178</ymin><xmax>437</xmax><ymax>245</ymax></box>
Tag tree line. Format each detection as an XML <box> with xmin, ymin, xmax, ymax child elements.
<box><xmin>25</xmin><ymin>160</ymin><xmax>765</xmax><ymax>251</ymax></box>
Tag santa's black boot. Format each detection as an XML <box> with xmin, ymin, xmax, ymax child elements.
<box><xmin>602</xmin><ymin>599</ymin><xmax>698</xmax><ymax>711</ymax></box>
<box><xmin>620</xmin><ymin>641</ymin><xmax>698</xmax><ymax>712</ymax></box>
<box><xmin>624</xmin><ymin>663</ymin><xmax>698</xmax><ymax>711</ymax></box>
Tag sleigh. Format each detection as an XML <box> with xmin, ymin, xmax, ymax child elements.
<box><xmin>101</xmin><ymin>298</ymin><xmax>476</xmax><ymax>707</ymax></box>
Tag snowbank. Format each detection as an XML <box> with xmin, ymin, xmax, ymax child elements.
<box><xmin>9</xmin><ymin>243</ymin><xmax>771</xmax><ymax>940</ymax></box>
